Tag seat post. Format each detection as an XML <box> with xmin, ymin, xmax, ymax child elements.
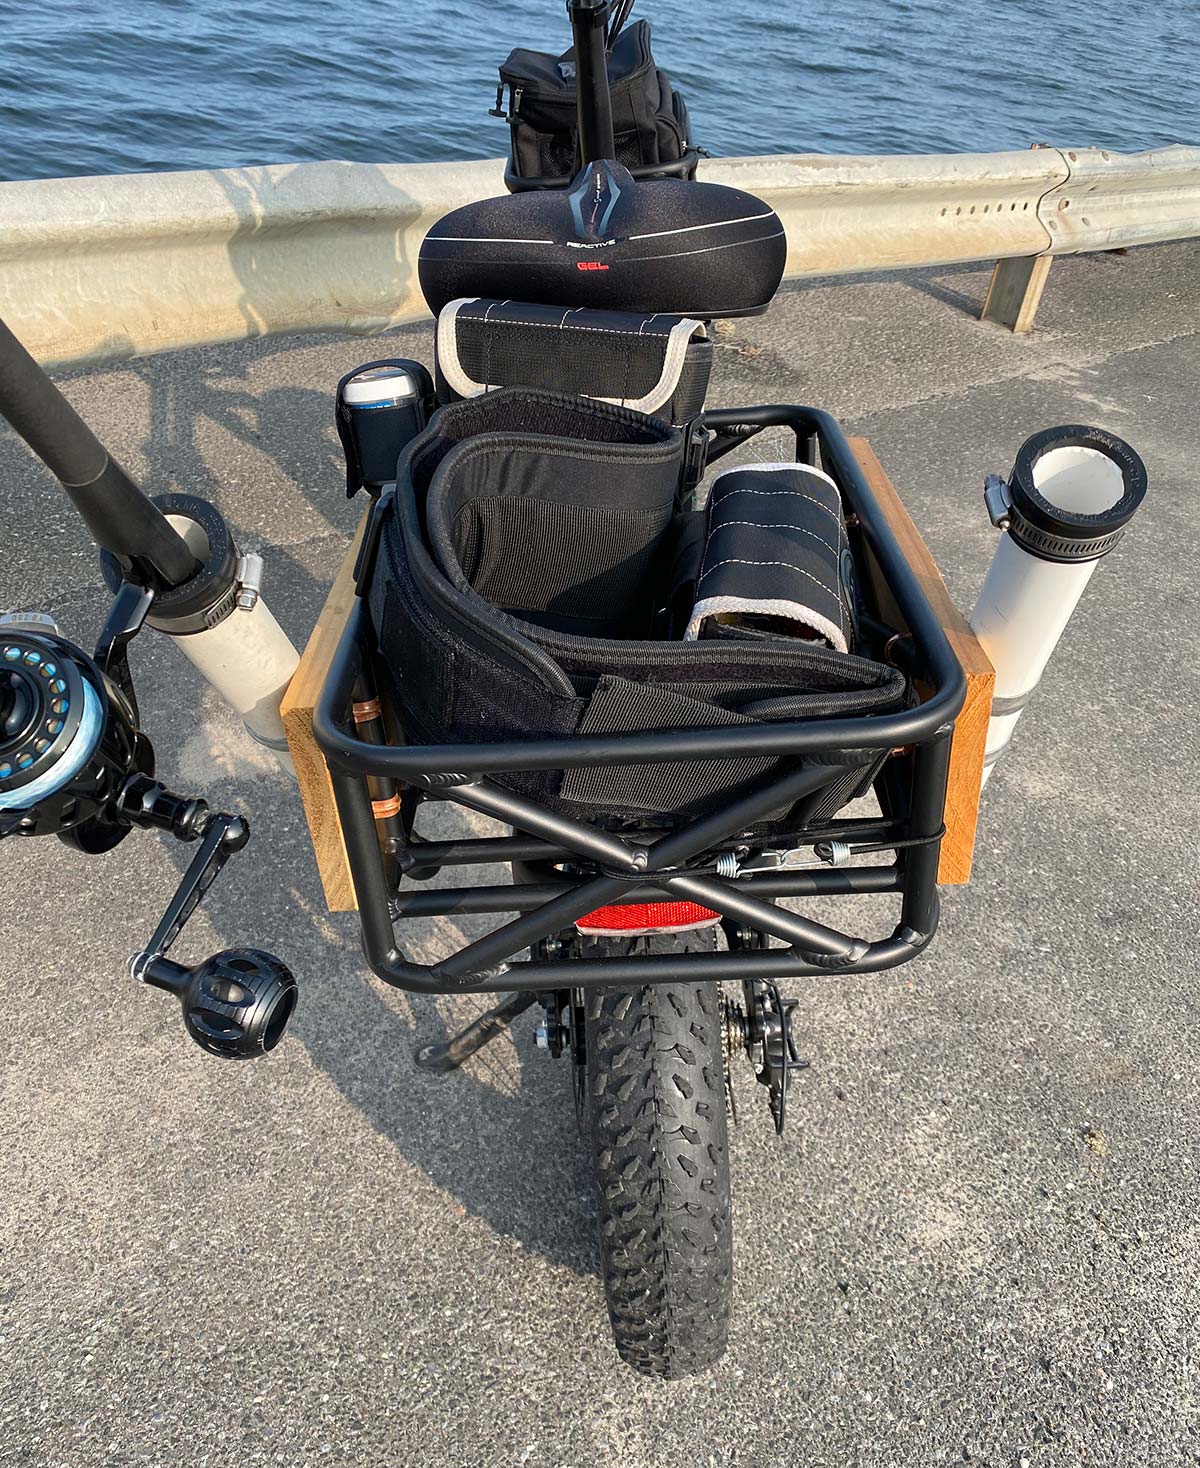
<box><xmin>569</xmin><ymin>0</ymin><xmax>617</xmax><ymax>166</ymax></box>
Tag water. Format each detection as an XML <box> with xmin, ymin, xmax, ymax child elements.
<box><xmin>1</xmin><ymin>0</ymin><xmax>1196</xmax><ymax>182</ymax></box>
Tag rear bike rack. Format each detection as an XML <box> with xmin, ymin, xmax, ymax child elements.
<box><xmin>313</xmin><ymin>404</ymin><xmax>967</xmax><ymax>996</ymax></box>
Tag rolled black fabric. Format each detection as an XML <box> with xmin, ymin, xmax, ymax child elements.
<box><xmin>435</xmin><ymin>298</ymin><xmax>711</xmax><ymax>424</ymax></box>
<box><xmin>686</xmin><ymin>463</ymin><xmax>853</xmax><ymax>652</ymax></box>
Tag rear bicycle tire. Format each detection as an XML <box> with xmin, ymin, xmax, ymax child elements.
<box><xmin>584</xmin><ymin>956</ymin><xmax>732</xmax><ymax>1378</ymax></box>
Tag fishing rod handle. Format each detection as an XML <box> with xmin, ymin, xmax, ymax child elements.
<box><xmin>0</xmin><ymin>316</ymin><xmax>198</xmax><ymax>589</ymax></box>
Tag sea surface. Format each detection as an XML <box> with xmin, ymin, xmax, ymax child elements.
<box><xmin>1</xmin><ymin>0</ymin><xmax>1196</xmax><ymax>181</ymax></box>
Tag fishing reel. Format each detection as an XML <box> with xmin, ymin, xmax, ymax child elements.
<box><xmin>0</xmin><ymin>585</ymin><xmax>297</xmax><ymax>1061</ymax></box>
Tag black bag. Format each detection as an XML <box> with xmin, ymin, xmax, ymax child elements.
<box><xmin>494</xmin><ymin>19</ymin><xmax>698</xmax><ymax>190</ymax></box>
<box><xmin>366</xmin><ymin>390</ymin><xmax>907</xmax><ymax>829</ymax></box>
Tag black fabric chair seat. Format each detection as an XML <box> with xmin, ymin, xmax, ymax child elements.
<box><xmin>434</xmin><ymin>297</ymin><xmax>712</xmax><ymax>424</ymax></box>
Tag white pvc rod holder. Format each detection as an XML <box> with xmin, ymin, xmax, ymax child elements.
<box><xmin>969</xmin><ymin>433</ymin><xmax>1146</xmax><ymax>786</ymax></box>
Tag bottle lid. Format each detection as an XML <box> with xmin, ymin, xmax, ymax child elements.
<box><xmin>343</xmin><ymin>368</ymin><xmax>418</xmax><ymax>408</ymax></box>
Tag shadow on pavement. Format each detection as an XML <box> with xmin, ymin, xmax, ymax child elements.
<box><xmin>118</xmin><ymin>403</ymin><xmax>600</xmax><ymax>1277</ymax></box>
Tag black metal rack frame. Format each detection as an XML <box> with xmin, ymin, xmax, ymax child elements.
<box><xmin>313</xmin><ymin>405</ymin><xmax>967</xmax><ymax>995</ymax></box>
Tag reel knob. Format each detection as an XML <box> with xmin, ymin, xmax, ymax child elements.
<box><xmin>140</xmin><ymin>948</ymin><xmax>298</xmax><ymax>1060</ymax></box>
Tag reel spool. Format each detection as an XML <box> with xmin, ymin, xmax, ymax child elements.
<box><xmin>0</xmin><ymin>619</ymin><xmax>147</xmax><ymax>846</ymax></box>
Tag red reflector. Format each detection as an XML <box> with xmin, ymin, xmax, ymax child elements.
<box><xmin>575</xmin><ymin>900</ymin><xmax>720</xmax><ymax>937</ymax></box>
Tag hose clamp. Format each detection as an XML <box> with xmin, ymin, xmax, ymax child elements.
<box><xmin>235</xmin><ymin>553</ymin><xmax>264</xmax><ymax>612</ymax></box>
<box><xmin>983</xmin><ymin>473</ymin><xmax>1012</xmax><ymax>530</ymax></box>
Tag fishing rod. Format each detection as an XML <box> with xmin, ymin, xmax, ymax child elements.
<box><xmin>0</xmin><ymin>316</ymin><xmax>299</xmax><ymax>1060</ymax></box>
<box><xmin>0</xmin><ymin>318</ymin><xmax>199</xmax><ymax>589</ymax></box>
<box><xmin>0</xmin><ymin>316</ymin><xmax>298</xmax><ymax>756</ymax></box>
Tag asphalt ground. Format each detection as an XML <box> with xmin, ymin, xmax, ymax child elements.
<box><xmin>1</xmin><ymin>241</ymin><xmax>1198</xmax><ymax>1467</ymax></box>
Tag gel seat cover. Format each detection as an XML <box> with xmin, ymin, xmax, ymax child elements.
<box><xmin>419</xmin><ymin>159</ymin><xmax>787</xmax><ymax>320</ymax></box>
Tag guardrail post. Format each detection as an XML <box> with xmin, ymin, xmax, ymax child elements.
<box><xmin>979</xmin><ymin>254</ymin><xmax>1054</xmax><ymax>333</ymax></box>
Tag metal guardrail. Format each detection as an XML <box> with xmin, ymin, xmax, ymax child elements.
<box><xmin>0</xmin><ymin>145</ymin><xmax>1196</xmax><ymax>367</ymax></box>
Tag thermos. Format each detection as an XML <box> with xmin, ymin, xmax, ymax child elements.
<box><xmin>969</xmin><ymin>425</ymin><xmax>1147</xmax><ymax>785</ymax></box>
<box><xmin>335</xmin><ymin>360</ymin><xmax>433</xmax><ymax>496</ymax></box>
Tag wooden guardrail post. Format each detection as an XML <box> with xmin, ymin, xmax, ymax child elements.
<box><xmin>980</xmin><ymin>254</ymin><xmax>1054</xmax><ymax>333</ymax></box>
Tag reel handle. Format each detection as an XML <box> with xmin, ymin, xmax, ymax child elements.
<box><xmin>1</xmin><ymin>607</ymin><xmax>298</xmax><ymax>1061</ymax></box>
<box><xmin>127</xmin><ymin>794</ymin><xmax>298</xmax><ymax>1060</ymax></box>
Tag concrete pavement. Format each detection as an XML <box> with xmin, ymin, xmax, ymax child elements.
<box><xmin>1</xmin><ymin>241</ymin><xmax>1198</xmax><ymax>1467</ymax></box>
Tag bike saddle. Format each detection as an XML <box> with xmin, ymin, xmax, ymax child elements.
<box><xmin>418</xmin><ymin>157</ymin><xmax>787</xmax><ymax>320</ymax></box>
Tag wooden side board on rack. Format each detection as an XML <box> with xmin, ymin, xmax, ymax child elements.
<box><xmin>280</xmin><ymin>512</ymin><xmax>368</xmax><ymax>912</ymax></box>
<box><xmin>282</xmin><ymin>442</ymin><xmax>994</xmax><ymax>913</ymax></box>
<box><xmin>847</xmin><ymin>438</ymin><xmax>994</xmax><ymax>885</ymax></box>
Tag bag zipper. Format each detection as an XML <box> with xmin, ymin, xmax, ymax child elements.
<box><xmin>499</xmin><ymin>28</ymin><xmax>654</xmax><ymax>103</ymax></box>
<box><xmin>489</xmin><ymin>83</ymin><xmax>526</xmax><ymax>121</ymax></box>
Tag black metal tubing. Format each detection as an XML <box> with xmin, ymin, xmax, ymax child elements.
<box><xmin>0</xmin><ymin>316</ymin><xmax>200</xmax><ymax>590</ymax></box>
<box><xmin>391</xmin><ymin>865</ymin><xmax>902</xmax><ymax>917</ymax></box>
<box><xmin>395</xmin><ymin>817</ymin><xmax>905</xmax><ymax>873</ymax></box>
<box><xmin>569</xmin><ymin>0</ymin><xmax>617</xmax><ymax>166</ymax></box>
<box><xmin>314</xmin><ymin>403</ymin><xmax>966</xmax><ymax>995</ymax></box>
<box><xmin>320</xmin><ymin>600</ymin><xmax>957</xmax><ymax>778</ymax></box>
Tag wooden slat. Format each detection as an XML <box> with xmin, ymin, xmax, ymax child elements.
<box><xmin>279</xmin><ymin>513</ymin><xmax>367</xmax><ymax>912</ymax></box>
<box><xmin>848</xmin><ymin>437</ymin><xmax>994</xmax><ymax>884</ymax></box>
